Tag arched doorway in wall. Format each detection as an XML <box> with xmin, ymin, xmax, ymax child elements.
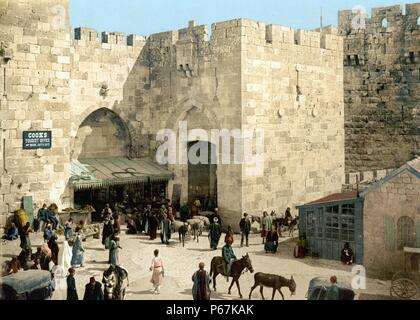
<box><xmin>188</xmin><ymin>140</ymin><xmax>217</xmax><ymax>211</ymax></box>
<box><xmin>71</xmin><ymin>108</ymin><xmax>171</xmax><ymax>220</ymax></box>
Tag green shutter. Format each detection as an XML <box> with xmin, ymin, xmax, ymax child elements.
<box><xmin>416</xmin><ymin>220</ymin><xmax>420</xmax><ymax>248</ymax></box>
<box><xmin>384</xmin><ymin>215</ymin><xmax>395</xmax><ymax>251</ymax></box>
<box><xmin>23</xmin><ymin>196</ymin><xmax>34</xmax><ymax>226</ymax></box>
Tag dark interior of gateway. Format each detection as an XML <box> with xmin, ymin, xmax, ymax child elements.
<box><xmin>187</xmin><ymin>141</ymin><xmax>217</xmax><ymax>210</ymax></box>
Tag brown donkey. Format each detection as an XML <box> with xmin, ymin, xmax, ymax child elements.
<box><xmin>249</xmin><ymin>272</ymin><xmax>296</xmax><ymax>300</ymax></box>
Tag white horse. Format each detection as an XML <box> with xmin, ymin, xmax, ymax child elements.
<box><xmin>102</xmin><ymin>265</ymin><xmax>129</xmax><ymax>300</ymax></box>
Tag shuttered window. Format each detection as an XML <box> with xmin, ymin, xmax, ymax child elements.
<box><xmin>397</xmin><ymin>216</ymin><xmax>415</xmax><ymax>250</ymax></box>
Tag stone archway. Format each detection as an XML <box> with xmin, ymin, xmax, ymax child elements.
<box><xmin>164</xmin><ymin>97</ymin><xmax>220</xmax><ymax>208</ymax></box>
<box><xmin>72</xmin><ymin>103</ymin><xmax>140</xmax><ymax>159</ymax></box>
<box><xmin>72</xmin><ymin>107</ymin><xmax>132</xmax><ymax>160</ymax></box>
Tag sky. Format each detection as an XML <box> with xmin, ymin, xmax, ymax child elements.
<box><xmin>69</xmin><ymin>0</ymin><xmax>416</xmax><ymax>36</ymax></box>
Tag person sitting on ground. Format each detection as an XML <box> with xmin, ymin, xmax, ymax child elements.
<box><xmin>341</xmin><ymin>242</ymin><xmax>354</xmax><ymax>265</ymax></box>
<box><xmin>76</xmin><ymin>220</ymin><xmax>85</xmax><ymax>232</ymax></box>
<box><xmin>221</xmin><ymin>238</ymin><xmax>237</xmax><ymax>281</ymax></box>
<box><xmin>31</xmin><ymin>247</ymin><xmax>43</xmax><ymax>262</ymax></box>
<box><xmin>6</xmin><ymin>257</ymin><xmax>21</xmax><ymax>274</ymax></box>
<box><xmin>265</xmin><ymin>225</ymin><xmax>279</xmax><ymax>253</ymax></box>
<box><xmin>126</xmin><ymin>218</ymin><xmax>138</xmax><ymax>235</ymax></box>
<box><xmin>47</xmin><ymin>204</ymin><xmax>59</xmax><ymax>230</ymax></box>
<box><xmin>17</xmin><ymin>249</ymin><xmax>31</xmax><ymax>270</ymax></box>
<box><xmin>38</xmin><ymin>204</ymin><xmax>49</xmax><ymax>232</ymax></box>
<box><xmin>3</xmin><ymin>223</ymin><xmax>18</xmax><ymax>241</ymax></box>
<box><xmin>30</xmin><ymin>257</ymin><xmax>42</xmax><ymax>270</ymax></box>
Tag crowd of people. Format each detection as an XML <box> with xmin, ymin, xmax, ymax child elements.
<box><xmin>1</xmin><ymin>198</ymin><xmax>355</xmax><ymax>301</ymax></box>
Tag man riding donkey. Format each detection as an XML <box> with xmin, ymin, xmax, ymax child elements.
<box><xmin>221</xmin><ymin>238</ymin><xmax>237</xmax><ymax>281</ymax></box>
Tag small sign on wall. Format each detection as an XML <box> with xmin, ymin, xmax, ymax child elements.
<box><xmin>23</xmin><ymin>131</ymin><xmax>52</xmax><ymax>149</ymax></box>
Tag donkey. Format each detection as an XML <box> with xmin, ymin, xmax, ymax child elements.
<box><xmin>249</xmin><ymin>272</ymin><xmax>296</xmax><ymax>300</ymax></box>
<box><xmin>178</xmin><ymin>224</ymin><xmax>190</xmax><ymax>247</ymax></box>
<box><xmin>210</xmin><ymin>253</ymin><xmax>254</xmax><ymax>299</ymax></box>
<box><xmin>187</xmin><ymin>219</ymin><xmax>204</xmax><ymax>243</ymax></box>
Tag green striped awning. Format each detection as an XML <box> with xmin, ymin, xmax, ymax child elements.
<box><xmin>70</xmin><ymin>157</ymin><xmax>174</xmax><ymax>191</ymax></box>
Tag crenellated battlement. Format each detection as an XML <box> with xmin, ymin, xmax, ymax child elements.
<box><xmin>72</xmin><ymin>17</ymin><xmax>344</xmax><ymax>53</ymax></box>
<box><xmin>338</xmin><ymin>3</ymin><xmax>420</xmax><ymax>34</ymax></box>
<box><xmin>74</xmin><ymin>27</ymin><xmax>146</xmax><ymax>47</ymax></box>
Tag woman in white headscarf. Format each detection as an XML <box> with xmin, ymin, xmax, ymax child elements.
<box><xmin>58</xmin><ymin>240</ymin><xmax>73</xmax><ymax>270</ymax></box>
<box><xmin>51</xmin><ymin>240</ymin><xmax>73</xmax><ymax>299</ymax></box>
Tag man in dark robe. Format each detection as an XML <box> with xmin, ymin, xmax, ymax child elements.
<box><xmin>102</xmin><ymin>218</ymin><xmax>114</xmax><ymax>249</ymax></box>
<box><xmin>265</xmin><ymin>225</ymin><xmax>279</xmax><ymax>253</ymax></box>
<box><xmin>67</xmin><ymin>268</ymin><xmax>79</xmax><ymax>300</ymax></box>
<box><xmin>192</xmin><ymin>262</ymin><xmax>211</xmax><ymax>300</ymax></box>
<box><xmin>180</xmin><ymin>204</ymin><xmax>190</xmax><ymax>222</ymax></box>
<box><xmin>148</xmin><ymin>213</ymin><xmax>159</xmax><ymax>240</ymax></box>
<box><xmin>38</xmin><ymin>204</ymin><xmax>49</xmax><ymax>232</ymax></box>
<box><xmin>83</xmin><ymin>277</ymin><xmax>104</xmax><ymax>300</ymax></box>
<box><xmin>239</xmin><ymin>213</ymin><xmax>251</xmax><ymax>247</ymax></box>
<box><xmin>341</xmin><ymin>242</ymin><xmax>354</xmax><ymax>265</ymax></box>
<box><xmin>48</xmin><ymin>235</ymin><xmax>60</xmax><ymax>265</ymax></box>
<box><xmin>208</xmin><ymin>217</ymin><xmax>222</xmax><ymax>250</ymax></box>
<box><xmin>46</xmin><ymin>206</ymin><xmax>59</xmax><ymax>230</ymax></box>
<box><xmin>284</xmin><ymin>207</ymin><xmax>293</xmax><ymax>226</ymax></box>
<box><xmin>142</xmin><ymin>204</ymin><xmax>151</xmax><ymax>234</ymax></box>
<box><xmin>160</xmin><ymin>214</ymin><xmax>172</xmax><ymax>245</ymax></box>
<box><xmin>210</xmin><ymin>208</ymin><xmax>223</xmax><ymax>228</ymax></box>
<box><xmin>113</xmin><ymin>213</ymin><xmax>121</xmax><ymax>234</ymax></box>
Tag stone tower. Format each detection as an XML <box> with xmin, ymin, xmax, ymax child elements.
<box><xmin>339</xmin><ymin>4</ymin><xmax>420</xmax><ymax>173</ymax></box>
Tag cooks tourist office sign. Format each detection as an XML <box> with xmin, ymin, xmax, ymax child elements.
<box><xmin>22</xmin><ymin>131</ymin><xmax>52</xmax><ymax>150</ymax></box>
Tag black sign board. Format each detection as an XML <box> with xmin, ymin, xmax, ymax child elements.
<box><xmin>23</xmin><ymin>131</ymin><xmax>52</xmax><ymax>149</ymax></box>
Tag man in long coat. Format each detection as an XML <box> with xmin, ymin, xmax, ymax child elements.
<box><xmin>102</xmin><ymin>218</ymin><xmax>114</xmax><ymax>249</ymax></box>
<box><xmin>192</xmin><ymin>262</ymin><xmax>211</xmax><ymax>300</ymax></box>
<box><xmin>67</xmin><ymin>268</ymin><xmax>79</xmax><ymax>300</ymax></box>
<box><xmin>48</xmin><ymin>235</ymin><xmax>60</xmax><ymax>265</ymax></box>
<box><xmin>148</xmin><ymin>213</ymin><xmax>159</xmax><ymax>240</ymax></box>
<box><xmin>160</xmin><ymin>215</ymin><xmax>172</xmax><ymax>245</ymax></box>
<box><xmin>83</xmin><ymin>277</ymin><xmax>104</xmax><ymax>300</ymax></box>
<box><xmin>208</xmin><ymin>217</ymin><xmax>222</xmax><ymax>250</ymax></box>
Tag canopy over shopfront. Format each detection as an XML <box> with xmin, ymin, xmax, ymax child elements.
<box><xmin>70</xmin><ymin>157</ymin><xmax>174</xmax><ymax>191</ymax></box>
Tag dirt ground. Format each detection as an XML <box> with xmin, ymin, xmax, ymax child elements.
<box><xmin>1</xmin><ymin>227</ymin><xmax>394</xmax><ymax>300</ymax></box>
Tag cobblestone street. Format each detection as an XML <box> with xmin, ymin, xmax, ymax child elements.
<box><xmin>1</xmin><ymin>228</ymin><xmax>391</xmax><ymax>300</ymax></box>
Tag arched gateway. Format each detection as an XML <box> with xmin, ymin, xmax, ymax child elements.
<box><xmin>69</xmin><ymin>108</ymin><xmax>173</xmax><ymax>221</ymax></box>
